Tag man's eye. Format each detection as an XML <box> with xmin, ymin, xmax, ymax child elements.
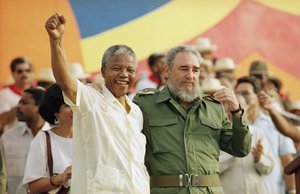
<box><xmin>128</xmin><ymin>69</ymin><xmax>136</xmax><ymax>73</ymax></box>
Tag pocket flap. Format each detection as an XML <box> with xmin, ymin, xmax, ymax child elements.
<box><xmin>201</xmin><ymin>118</ymin><xmax>222</xmax><ymax>129</ymax></box>
<box><xmin>149</xmin><ymin>118</ymin><xmax>178</xmax><ymax>126</ymax></box>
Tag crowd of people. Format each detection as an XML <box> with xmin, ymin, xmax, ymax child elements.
<box><xmin>0</xmin><ymin>13</ymin><xmax>300</xmax><ymax>194</ymax></box>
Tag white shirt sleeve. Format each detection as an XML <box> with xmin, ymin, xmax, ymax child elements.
<box><xmin>278</xmin><ymin>131</ymin><xmax>297</xmax><ymax>156</ymax></box>
<box><xmin>63</xmin><ymin>80</ymin><xmax>101</xmax><ymax>115</ymax></box>
<box><xmin>22</xmin><ymin>131</ymin><xmax>48</xmax><ymax>188</ymax></box>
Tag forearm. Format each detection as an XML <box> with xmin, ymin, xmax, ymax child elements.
<box><xmin>28</xmin><ymin>174</ymin><xmax>64</xmax><ymax>194</ymax></box>
<box><xmin>27</xmin><ymin>177</ymin><xmax>55</xmax><ymax>194</ymax></box>
<box><xmin>0</xmin><ymin>107</ymin><xmax>17</xmax><ymax>125</ymax></box>
<box><xmin>49</xmin><ymin>39</ymin><xmax>77</xmax><ymax>102</ymax></box>
<box><xmin>269</xmin><ymin>108</ymin><xmax>300</xmax><ymax>142</ymax></box>
<box><xmin>281</xmin><ymin>154</ymin><xmax>295</xmax><ymax>191</ymax></box>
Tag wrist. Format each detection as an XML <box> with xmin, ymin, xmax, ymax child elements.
<box><xmin>50</xmin><ymin>173</ymin><xmax>60</xmax><ymax>187</ymax></box>
<box><xmin>230</xmin><ymin>104</ymin><xmax>244</xmax><ymax>116</ymax></box>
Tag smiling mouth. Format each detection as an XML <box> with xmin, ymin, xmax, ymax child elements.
<box><xmin>115</xmin><ymin>81</ymin><xmax>128</xmax><ymax>86</ymax></box>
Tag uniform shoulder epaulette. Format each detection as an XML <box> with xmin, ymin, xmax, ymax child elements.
<box><xmin>136</xmin><ymin>88</ymin><xmax>157</xmax><ymax>95</ymax></box>
<box><xmin>203</xmin><ymin>95</ymin><xmax>221</xmax><ymax>104</ymax></box>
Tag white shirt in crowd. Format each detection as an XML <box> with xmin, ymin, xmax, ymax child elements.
<box><xmin>253</xmin><ymin>111</ymin><xmax>296</xmax><ymax>194</ymax></box>
<box><xmin>63</xmin><ymin>80</ymin><xmax>149</xmax><ymax>194</ymax></box>
<box><xmin>1</xmin><ymin>122</ymin><xmax>49</xmax><ymax>194</ymax></box>
<box><xmin>0</xmin><ymin>87</ymin><xmax>23</xmax><ymax>131</ymax></box>
<box><xmin>219</xmin><ymin>125</ymin><xmax>274</xmax><ymax>194</ymax></box>
<box><xmin>23</xmin><ymin>130</ymin><xmax>72</xmax><ymax>190</ymax></box>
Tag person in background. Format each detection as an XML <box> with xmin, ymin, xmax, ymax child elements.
<box><xmin>219</xmin><ymin>94</ymin><xmax>274</xmax><ymax>194</ymax></box>
<box><xmin>194</xmin><ymin>37</ymin><xmax>218</xmax><ymax>64</ymax></box>
<box><xmin>37</xmin><ymin>68</ymin><xmax>56</xmax><ymax>90</ymax></box>
<box><xmin>23</xmin><ymin>84</ymin><xmax>72</xmax><ymax>194</ymax></box>
<box><xmin>235</xmin><ymin>76</ymin><xmax>296</xmax><ymax>194</ymax></box>
<box><xmin>136</xmin><ymin>53</ymin><xmax>166</xmax><ymax>92</ymax></box>
<box><xmin>0</xmin><ymin>57</ymin><xmax>35</xmax><ymax>134</ymax></box>
<box><xmin>69</xmin><ymin>63</ymin><xmax>90</xmax><ymax>84</ymax></box>
<box><xmin>199</xmin><ymin>59</ymin><xmax>213</xmax><ymax>85</ymax></box>
<box><xmin>1</xmin><ymin>88</ymin><xmax>47</xmax><ymax>194</ymax></box>
<box><xmin>214</xmin><ymin>58</ymin><xmax>237</xmax><ymax>88</ymax></box>
<box><xmin>134</xmin><ymin>45</ymin><xmax>251</xmax><ymax>194</ymax></box>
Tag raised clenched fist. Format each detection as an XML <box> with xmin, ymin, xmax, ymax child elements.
<box><xmin>45</xmin><ymin>13</ymin><xmax>66</xmax><ymax>40</ymax></box>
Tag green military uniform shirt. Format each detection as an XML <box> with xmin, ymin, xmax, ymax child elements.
<box><xmin>133</xmin><ymin>87</ymin><xmax>251</xmax><ymax>194</ymax></box>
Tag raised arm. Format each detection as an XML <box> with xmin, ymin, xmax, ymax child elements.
<box><xmin>45</xmin><ymin>13</ymin><xmax>77</xmax><ymax>103</ymax></box>
<box><xmin>258</xmin><ymin>91</ymin><xmax>300</xmax><ymax>143</ymax></box>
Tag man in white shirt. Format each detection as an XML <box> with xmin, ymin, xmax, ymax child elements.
<box><xmin>45</xmin><ymin>13</ymin><xmax>149</xmax><ymax>194</ymax></box>
<box><xmin>235</xmin><ymin>76</ymin><xmax>296</xmax><ymax>194</ymax></box>
<box><xmin>0</xmin><ymin>57</ymin><xmax>35</xmax><ymax>134</ymax></box>
<box><xmin>1</xmin><ymin>88</ymin><xmax>49</xmax><ymax>194</ymax></box>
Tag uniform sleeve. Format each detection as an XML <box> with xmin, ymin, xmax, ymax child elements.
<box><xmin>220</xmin><ymin>105</ymin><xmax>252</xmax><ymax>157</ymax></box>
<box><xmin>22</xmin><ymin>132</ymin><xmax>48</xmax><ymax>188</ymax></box>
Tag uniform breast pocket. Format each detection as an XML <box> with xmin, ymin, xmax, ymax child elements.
<box><xmin>190</xmin><ymin>116</ymin><xmax>222</xmax><ymax>136</ymax></box>
<box><xmin>189</xmin><ymin>118</ymin><xmax>222</xmax><ymax>157</ymax></box>
<box><xmin>148</xmin><ymin>117</ymin><xmax>181</xmax><ymax>153</ymax></box>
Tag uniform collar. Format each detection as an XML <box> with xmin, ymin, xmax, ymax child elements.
<box><xmin>156</xmin><ymin>87</ymin><xmax>172</xmax><ymax>103</ymax></box>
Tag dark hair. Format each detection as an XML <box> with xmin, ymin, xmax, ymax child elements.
<box><xmin>24</xmin><ymin>88</ymin><xmax>46</xmax><ymax>106</ymax></box>
<box><xmin>39</xmin><ymin>84</ymin><xmax>65</xmax><ymax>125</ymax></box>
<box><xmin>147</xmin><ymin>53</ymin><xmax>165</xmax><ymax>68</ymax></box>
<box><xmin>10</xmin><ymin>57</ymin><xmax>33</xmax><ymax>72</ymax></box>
<box><xmin>236</xmin><ymin>76</ymin><xmax>261</xmax><ymax>94</ymax></box>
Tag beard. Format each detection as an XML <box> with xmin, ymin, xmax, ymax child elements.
<box><xmin>167</xmin><ymin>80</ymin><xmax>202</xmax><ymax>102</ymax></box>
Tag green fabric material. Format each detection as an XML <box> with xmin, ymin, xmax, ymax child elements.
<box><xmin>134</xmin><ymin>87</ymin><xmax>251</xmax><ymax>194</ymax></box>
<box><xmin>0</xmin><ymin>150</ymin><xmax>6</xmax><ymax>194</ymax></box>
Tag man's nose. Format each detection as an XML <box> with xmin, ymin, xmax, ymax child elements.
<box><xmin>186</xmin><ymin>69</ymin><xmax>194</xmax><ymax>79</ymax></box>
<box><xmin>120</xmin><ymin>69</ymin><xmax>129</xmax><ymax>77</ymax></box>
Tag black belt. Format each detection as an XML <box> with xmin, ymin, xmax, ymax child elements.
<box><xmin>150</xmin><ymin>174</ymin><xmax>221</xmax><ymax>188</ymax></box>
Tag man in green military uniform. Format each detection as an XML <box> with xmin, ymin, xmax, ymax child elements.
<box><xmin>133</xmin><ymin>45</ymin><xmax>251</xmax><ymax>194</ymax></box>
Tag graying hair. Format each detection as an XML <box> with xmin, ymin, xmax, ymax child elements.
<box><xmin>166</xmin><ymin>45</ymin><xmax>202</xmax><ymax>68</ymax></box>
<box><xmin>101</xmin><ymin>45</ymin><xmax>137</xmax><ymax>68</ymax></box>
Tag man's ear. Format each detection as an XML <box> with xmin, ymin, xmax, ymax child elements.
<box><xmin>166</xmin><ymin>67</ymin><xmax>171</xmax><ymax>79</ymax></box>
<box><xmin>101</xmin><ymin>67</ymin><xmax>106</xmax><ymax>78</ymax></box>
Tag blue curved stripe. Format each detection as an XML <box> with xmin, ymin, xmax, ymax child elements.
<box><xmin>70</xmin><ymin>0</ymin><xmax>170</xmax><ymax>38</ymax></box>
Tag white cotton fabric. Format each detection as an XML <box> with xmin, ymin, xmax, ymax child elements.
<box><xmin>253</xmin><ymin>111</ymin><xmax>296</xmax><ymax>194</ymax></box>
<box><xmin>1</xmin><ymin>122</ymin><xmax>50</xmax><ymax>194</ymax></box>
<box><xmin>64</xmin><ymin>80</ymin><xmax>149</xmax><ymax>194</ymax></box>
<box><xmin>0</xmin><ymin>87</ymin><xmax>23</xmax><ymax>131</ymax></box>
<box><xmin>219</xmin><ymin>125</ymin><xmax>274</xmax><ymax>194</ymax></box>
<box><xmin>22</xmin><ymin>130</ymin><xmax>72</xmax><ymax>188</ymax></box>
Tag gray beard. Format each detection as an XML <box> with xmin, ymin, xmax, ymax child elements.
<box><xmin>167</xmin><ymin>81</ymin><xmax>202</xmax><ymax>102</ymax></box>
